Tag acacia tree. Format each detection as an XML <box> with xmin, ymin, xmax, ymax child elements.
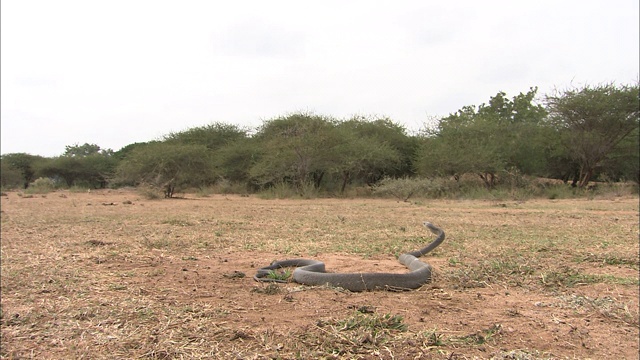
<box><xmin>338</xmin><ymin>116</ymin><xmax>416</xmax><ymax>180</ymax></box>
<box><xmin>214</xmin><ymin>138</ymin><xmax>262</xmax><ymax>185</ymax></box>
<box><xmin>63</xmin><ymin>143</ymin><xmax>105</xmax><ymax>157</ymax></box>
<box><xmin>35</xmin><ymin>143</ymin><xmax>118</xmax><ymax>188</ymax></box>
<box><xmin>0</xmin><ymin>153</ymin><xmax>45</xmax><ymax>188</ymax></box>
<box><xmin>333</xmin><ymin>118</ymin><xmax>403</xmax><ymax>192</ymax></box>
<box><xmin>163</xmin><ymin>122</ymin><xmax>247</xmax><ymax>151</ymax></box>
<box><xmin>545</xmin><ymin>83</ymin><xmax>640</xmax><ymax>187</ymax></box>
<box><xmin>115</xmin><ymin>142</ymin><xmax>216</xmax><ymax>196</ymax></box>
<box><xmin>36</xmin><ymin>156</ymin><xmax>82</xmax><ymax>187</ymax></box>
<box><xmin>37</xmin><ymin>151</ymin><xmax>118</xmax><ymax>189</ymax></box>
<box><xmin>416</xmin><ymin>114</ymin><xmax>503</xmax><ymax>187</ymax></box>
<box><xmin>477</xmin><ymin>89</ymin><xmax>550</xmax><ymax>176</ymax></box>
<box><xmin>598</xmin><ymin>126</ymin><xmax>640</xmax><ymax>183</ymax></box>
<box><xmin>113</xmin><ymin>142</ymin><xmax>159</xmax><ymax>160</ymax></box>
<box><xmin>1</xmin><ymin>156</ymin><xmax>29</xmax><ymax>189</ymax></box>
<box><xmin>416</xmin><ymin>88</ymin><xmax>549</xmax><ymax>188</ymax></box>
<box><xmin>249</xmin><ymin>113</ymin><xmax>341</xmax><ymax>190</ymax></box>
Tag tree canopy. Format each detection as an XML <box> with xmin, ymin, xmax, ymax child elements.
<box><xmin>164</xmin><ymin>123</ymin><xmax>247</xmax><ymax>151</ymax></box>
<box><xmin>115</xmin><ymin>142</ymin><xmax>216</xmax><ymax>192</ymax></box>
<box><xmin>0</xmin><ymin>153</ymin><xmax>44</xmax><ymax>189</ymax></box>
<box><xmin>415</xmin><ymin>88</ymin><xmax>550</xmax><ymax>188</ymax></box>
<box><xmin>2</xmin><ymin>83</ymin><xmax>637</xmax><ymax>195</ymax></box>
<box><xmin>545</xmin><ymin>83</ymin><xmax>639</xmax><ymax>186</ymax></box>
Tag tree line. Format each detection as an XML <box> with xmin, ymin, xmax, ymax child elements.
<box><xmin>2</xmin><ymin>83</ymin><xmax>638</xmax><ymax>196</ymax></box>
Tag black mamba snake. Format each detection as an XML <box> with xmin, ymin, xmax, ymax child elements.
<box><xmin>254</xmin><ymin>222</ymin><xmax>445</xmax><ymax>291</ymax></box>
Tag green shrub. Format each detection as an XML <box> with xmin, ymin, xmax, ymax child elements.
<box><xmin>0</xmin><ymin>165</ymin><xmax>24</xmax><ymax>190</ymax></box>
<box><xmin>194</xmin><ymin>187</ymin><xmax>215</xmax><ymax>197</ymax></box>
<box><xmin>212</xmin><ymin>178</ymin><xmax>249</xmax><ymax>195</ymax></box>
<box><xmin>137</xmin><ymin>186</ymin><xmax>162</xmax><ymax>200</ymax></box>
<box><xmin>258</xmin><ymin>180</ymin><xmax>319</xmax><ymax>199</ymax></box>
<box><xmin>25</xmin><ymin>177</ymin><xmax>56</xmax><ymax>194</ymax></box>
<box><xmin>373</xmin><ymin>177</ymin><xmax>438</xmax><ymax>201</ymax></box>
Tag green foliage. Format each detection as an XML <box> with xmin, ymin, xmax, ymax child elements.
<box><xmin>197</xmin><ymin>179</ymin><xmax>249</xmax><ymax>196</ymax></box>
<box><xmin>0</xmin><ymin>153</ymin><xmax>45</xmax><ymax>189</ymax></box>
<box><xmin>164</xmin><ymin>122</ymin><xmax>247</xmax><ymax>151</ymax></box>
<box><xmin>113</xmin><ymin>142</ymin><xmax>159</xmax><ymax>161</ymax></box>
<box><xmin>24</xmin><ymin>177</ymin><xmax>57</xmax><ymax>194</ymax></box>
<box><xmin>115</xmin><ymin>142</ymin><xmax>216</xmax><ymax>192</ymax></box>
<box><xmin>3</xmin><ymin>84</ymin><xmax>637</xmax><ymax>197</ymax></box>
<box><xmin>63</xmin><ymin>143</ymin><xmax>111</xmax><ymax>157</ymax></box>
<box><xmin>373</xmin><ymin>176</ymin><xmax>439</xmax><ymax>201</ymax></box>
<box><xmin>266</xmin><ymin>269</ymin><xmax>292</xmax><ymax>281</ymax></box>
<box><xmin>416</xmin><ymin>88</ymin><xmax>551</xmax><ymax>188</ymax></box>
<box><xmin>250</xmin><ymin>112</ymin><xmax>341</xmax><ymax>190</ymax></box>
<box><xmin>338</xmin><ymin>116</ymin><xmax>416</xmax><ymax>178</ymax></box>
<box><xmin>600</xmin><ymin>126</ymin><xmax>639</xmax><ymax>184</ymax></box>
<box><xmin>249</xmin><ymin>112</ymin><xmax>413</xmax><ymax>195</ymax></box>
<box><xmin>257</xmin><ymin>180</ymin><xmax>319</xmax><ymax>199</ymax></box>
<box><xmin>36</xmin><ymin>153</ymin><xmax>118</xmax><ymax>188</ymax></box>
<box><xmin>333</xmin><ymin>117</ymin><xmax>406</xmax><ymax>192</ymax></box>
<box><xmin>214</xmin><ymin>138</ymin><xmax>261</xmax><ymax>184</ymax></box>
<box><xmin>36</xmin><ymin>157</ymin><xmax>77</xmax><ymax>187</ymax></box>
<box><xmin>545</xmin><ymin>82</ymin><xmax>640</xmax><ymax>187</ymax></box>
<box><xmin>0</xmin><ymin>159</ymin><xmax>25</xmax><ymax>189</ymax></box>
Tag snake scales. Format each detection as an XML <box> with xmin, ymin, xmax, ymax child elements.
<box><xmin>254</xmin><ymin>222</ymin><xmax>445</xmax><ymax>291</ymax></box>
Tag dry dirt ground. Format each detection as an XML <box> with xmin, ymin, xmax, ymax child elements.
<box><xmin>1</xmin><ymin>190</ymin><xmax>638</xmax><ymax>359</ymax></box>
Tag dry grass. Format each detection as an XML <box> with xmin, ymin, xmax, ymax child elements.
<box><xmin>1</xmin><ymin>190</ymin><xmax>638</xmax><ymax>359</ymax></box>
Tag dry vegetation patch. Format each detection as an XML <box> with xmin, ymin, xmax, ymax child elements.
<box><xmin>1</xmin><ymin>190</ymin><xmax>638</xmax><ymax>359</ymax></box>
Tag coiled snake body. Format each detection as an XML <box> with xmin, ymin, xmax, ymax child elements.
<box><xmin>254</xmin><ymin>222</ymin><xmax>445</xmax><ymax>291</ymax></box>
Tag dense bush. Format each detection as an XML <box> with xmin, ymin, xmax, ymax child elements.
<box><xmin>2</xmin><ymin>83</ymin><xmax>636</xmax><ymax>199</ymax></box>
<box><xmin>25</xmin><ymin>177</ymin><xmax>57</xmax><ymax>194</ymax></box>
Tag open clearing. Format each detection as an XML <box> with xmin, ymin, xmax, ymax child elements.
<box><xmin>1</xmin><ymin>190</ymin><xmax>638</xmax><ymax>359</ymax></box>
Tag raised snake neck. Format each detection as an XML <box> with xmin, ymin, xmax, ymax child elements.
<box><xmin>254</xmin><ymin>222</ymin><xmax>445</xmax><ymax>292</ymax></box>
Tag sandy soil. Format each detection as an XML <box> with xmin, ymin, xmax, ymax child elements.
<box><xmin>1</xmin><ymin>189</ymin><xmax>638</xmax><ymax>359</ymax></box>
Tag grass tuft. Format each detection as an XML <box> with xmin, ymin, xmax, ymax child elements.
<box><xmin>450</xmin><ymin>324</ymin><xmax>502</xmax><ymax>345</ymax></box>
<box><xmin>540</xmin><ymin>267</ymin><xmax>639</xmax><ymax>288</ymax></box>
<box><xmin>334</xmin><ymin>312</ymin><xmax>408</xmax><ymax>333</ymax></box>
<box><xmin>266</xmin><ymin>269</ymin><xmax>292</xmax><ymax>281</ymax></box>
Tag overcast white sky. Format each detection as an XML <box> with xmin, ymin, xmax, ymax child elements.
<box><xmin>1</xmin><ymin>1</ymin><xmax>638</xmax><ymax>157</ymax></box>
